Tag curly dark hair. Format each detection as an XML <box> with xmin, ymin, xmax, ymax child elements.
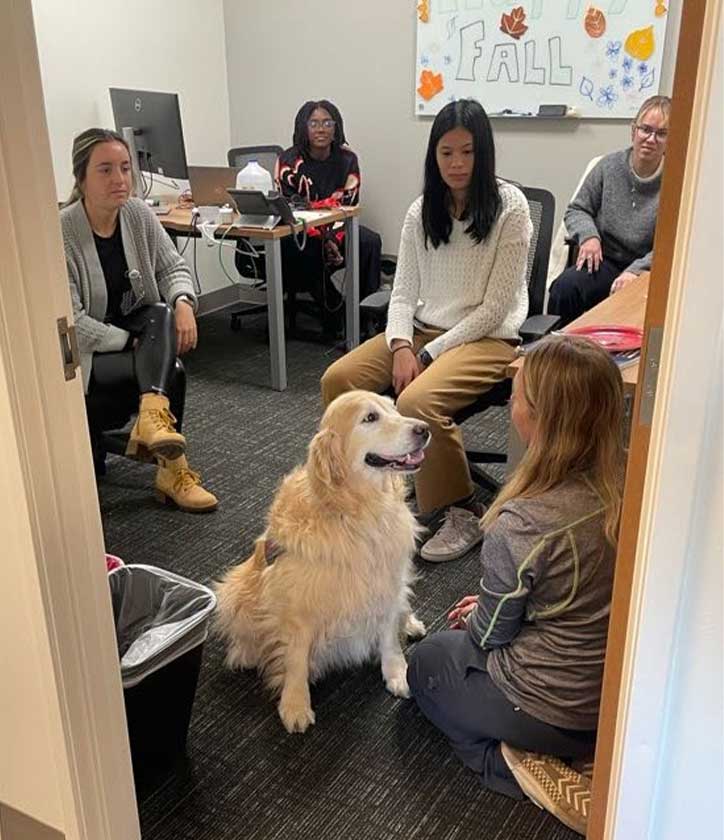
<box><xmin>291</xmin><ymin>100</ymin><xmax>347</xmax><ymax>155</ymax></box>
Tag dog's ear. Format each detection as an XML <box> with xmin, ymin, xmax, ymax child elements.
<box><xmin>308</xmin><ymin>427</ymin><xmax>347</xmax><ymax>489</ymax></box>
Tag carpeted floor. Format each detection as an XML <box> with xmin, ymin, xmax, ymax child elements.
<box><xmin>98</xmin><ymin>310</ymin><xmax>579</xmax><ymax>840</ymax></box>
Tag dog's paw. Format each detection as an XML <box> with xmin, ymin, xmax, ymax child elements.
<box><xmin>404</xmin><ymin>613</ymin><xmax>427</xmax><ymax>640</ymax></box>
<box><xmin>385</xmin><ymin>670</ymin><xmax>411</xmax><ymax>699</ymax></box>
<box><xmin>278</xmin><ymin>698</ymin><xmax>316</xmax><ymax>734</ymax></box>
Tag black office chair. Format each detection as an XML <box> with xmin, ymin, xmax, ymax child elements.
<box><xmin>227</xmin><ymin>145</ymin><xmax>284</xmax><ymax>332</ymax></box>
<box><xmin>359</xmin><ymin>184</ymin><xmax>559</xmax><ymax>492</ymax></box>
<box><xmin>85</xmin><ymin>359</ymin><xmax>186</xmax><ymax>477</ymax></box>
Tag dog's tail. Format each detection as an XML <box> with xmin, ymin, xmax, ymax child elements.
<box><xmin>213</xmin><ymin>538</ymin><xmax>268</xmax><ymax>667</ymax></box>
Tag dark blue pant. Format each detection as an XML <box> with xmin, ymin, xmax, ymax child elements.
<box><xmin>548</xmin><ymin>258</ymin><xmax>625</xmax><ymax>327</ymax></box>
<box><xmin>407</xmin><ymin>631</ymin><xmax>596</xmax><ymax>799</ymax></box>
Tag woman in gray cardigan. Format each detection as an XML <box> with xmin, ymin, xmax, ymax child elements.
<box><xmin>548</xmin><ymin>95</ymin><xmax>671</xmax><ymax>326</ymax></box>
<box><xmin>61</xmin><ymin>128</ymin><xmax>216</xmax><ymax>512</ymax></box>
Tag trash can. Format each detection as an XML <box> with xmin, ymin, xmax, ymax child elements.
<box><xmin>108</xmin><ymin>564</ymin><xmax>216</xmax><ymax>776</ymax></box>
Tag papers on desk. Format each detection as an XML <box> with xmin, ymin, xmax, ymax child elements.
<box><xmin>293</xmin><ymin>209</ymin><xmax>341</xmax><ymax>225</ymax></box>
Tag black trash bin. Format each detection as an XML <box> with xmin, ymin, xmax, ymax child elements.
<box><xmin>108</xmin><ymin>564</ymin><xmax>216</xmax><ymax>777</ymax></box>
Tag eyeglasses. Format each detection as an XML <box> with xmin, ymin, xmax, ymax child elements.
<box><xmin>635</xmin><ymin>123</ymin><xmax>669</xmax><ymax>142</ymax></box>
<box><xmin>307</xmin><ymin>119</ymin><xmax>336</xmax><ymax>130</ymax></box>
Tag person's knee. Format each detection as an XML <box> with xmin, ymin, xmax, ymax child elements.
<box><xmin>396</xmin><ymin>388</ymin><xmax>435</xmax><ymax>425</ymax></box>
<box><xmin>321</xmin><ymin>361</ymin><xmax>348</xmax><ymax>407</ymax></box>
<box><xmin>407</xmin><ymin>635</ymin><xmax>450</xmax><ymax>698</ymax></box>
<box><xmin>548</xmin><ymin>268</ymin><xmax>583</xmax><ymax>313</ymax></box>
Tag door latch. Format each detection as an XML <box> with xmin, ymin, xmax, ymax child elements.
<box><xmin>57</xmin><ymin>317</ymin><xmax>80</xmax><ymax>381</ymax></box>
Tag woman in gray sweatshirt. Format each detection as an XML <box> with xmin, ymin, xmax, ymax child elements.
<box><xmin>548</xmin><ymin>95</ymin><xmax>671</xmax><ymax>326</ymax></box>
<box><xmin>61</xmin><ymin>128</ymin><xmax>217</xmax><ymax>513</ymax></box>
<box><xmin>408</xmin><ymin>335</ymin><xmax>626</xmax><ymax>836</ymax></box>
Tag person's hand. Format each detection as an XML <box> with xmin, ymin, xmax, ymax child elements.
<box><xmin>447</xmin><ymin>595</ymin><xmax>479</xmax><ymax>629</ymax></box>
<box><xmin>610</xmin><ymin>271</ymin><xmax>639</xmax><ymax>295</ymax></box>
<box><xmin>175</xmin><ymin>299</ymin><xmax>197</xmax><ymax>355</ymax></box>
<box><xmin>576</xmin><ymin>237</ymin><xmax>603</xmax><ymax>274</ymax></box>
<box><xmin>324</xmin><ymin>238</ymin><xmax>344</xmax><ymax>268</ymax></box>
<box><xmin>392</xmin><ymin>345</ymin><xmax>422</xmax><ymax>395</ymax></box>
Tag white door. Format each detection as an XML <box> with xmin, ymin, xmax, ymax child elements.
<box><xmin>0</xmin><ymin>2</ymin><xmax>139</xmax><ymax>838</ymax></box>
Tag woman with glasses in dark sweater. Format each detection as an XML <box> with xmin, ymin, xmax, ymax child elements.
<box><xmin>275</xmin><ymin>99</ymin><xmax>382</xmax><ymax>336</ymax></box>
<box><xmin>548</xmin><ymin>95</ymin><xmax>671</xmax><ymax>326</ymax></box>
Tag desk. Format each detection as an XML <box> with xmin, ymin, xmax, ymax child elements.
<box><xmin>508</xmin><ymin>271</ymin><xmax>650</xmax><ymax>394</ymax></box>
<box><xmin>503</xmin><ymin>272</ymin><xmax>650</xmax><ymax>469</ymax></box>
<box><xmin>161</xmin><ymin>205</ymin><xmax>361</xmax><ymax>391</ymax></box>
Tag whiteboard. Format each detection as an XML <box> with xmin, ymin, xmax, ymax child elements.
<box><xmin>415</xmin><ymin>0</ymin><xmax>671</xmax><ymax>119</ymax></box>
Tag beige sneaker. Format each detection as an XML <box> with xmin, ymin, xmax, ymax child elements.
<box><xmin>501</xmin><ymin>743</ymin><xmax>591</xmax><ymax>836</ymax></box>
<box><xmin>127</xmin><ymin>393</ymin><xmax>186</xmax><ymax>460</ymax></box>
<box><xmin>419</xmin><ymin>506</ymin><xmax>483</xmax><ymax>562</ymax></box>
<box><xmin>155</xmin><ymin>455</ymin><xmax>218</xmax><ymax>513</ymax></box>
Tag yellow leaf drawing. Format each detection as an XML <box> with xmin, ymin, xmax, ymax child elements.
<box><xmin>625</xmin><ymin>25</ymin><xmax>655</xmax><ymax>61</ymax></box>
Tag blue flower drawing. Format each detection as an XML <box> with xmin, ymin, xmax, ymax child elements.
<box><xmin>609</xmin><ymin>68</ymin><xmax>618</xmax><ymax>80</ymax></box>
<box><xmin>597</xmin><ymin>85</ymin><xmax>619</xmax><ymax>109</ymax></box>
<box><xmin>639</xmin><ymin>68</ymin><xmax>656</xmax><ymax>91</ymax></box>
<box><xmin>579</xmin><ymin>76</ymin><xmax>595</xmax><ymax>100</ymax></box>
<box><xmin>606</xmin><ymin>41</ymin><xmax>622</xmax><ymax>60</ymax></box>
<box><xmin>638</xmin><ymin>62</ymin><xmax>649</xmax><ymax>76</ymax></box>
<box><xmin>621</xmin><ymin>75</ymin><xmax>634</xmax><ymax>91</ymax></box>
<box><xmin>623</xmin><ymin>56</ymin><xmax>633</xmax><ymax>72</ymax></box>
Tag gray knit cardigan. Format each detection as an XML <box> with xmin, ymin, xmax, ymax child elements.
<box><xmin>61</xmin><ymin>197</ymin><xmax>196</xmax><ymax>392</ymax></box>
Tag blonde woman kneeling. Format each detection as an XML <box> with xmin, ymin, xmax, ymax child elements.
<box><xmin>408</xmin><ymin>335</ymin><xmax>625</xmax><ymax>837</ymax></box>
<box><xmin>62</xmin><ymin>128</ymin><xmax>217</xmax><ymax>512</ymax></box>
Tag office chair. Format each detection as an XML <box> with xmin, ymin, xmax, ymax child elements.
<box><xmin>358</xmin><ymin>184</ymin><xmax>559</xmax><ymax>492</ymax></box>
<box><xmin>85</xmin><ymin>359</ymin><xmax>186</xmax><ymax>477</ymax></box>
<box><xmin>226</xmin><ymin>145</ymin><xmax>284</xmax><ymax>332</ymax></box>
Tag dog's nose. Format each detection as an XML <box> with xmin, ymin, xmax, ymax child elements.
<box><xmin>413</xmin><ymin>422</ymin><xmax>429</xmax><ymax>438</ymax></box>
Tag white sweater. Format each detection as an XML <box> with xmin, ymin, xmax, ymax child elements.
<box><xmin>385</xmin><ymin>182</ymin><xmax>532</xmax><ymax>359</ymax></box>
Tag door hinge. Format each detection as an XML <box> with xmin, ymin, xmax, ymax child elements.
<box><xmin>57</xmin><ymin>316</ymin><xmax>80</xmax><ymax>381</ymax></box>
<box><xmin>639</xmin><ymin>326</ymin><xmax>663</xmax><ymax>426</ymax></box>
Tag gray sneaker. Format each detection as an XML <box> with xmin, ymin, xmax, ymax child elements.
<box><xmin>419</xmin><ymin>506</ymin><xmax>483</xmax><ymax>562</ymax></box>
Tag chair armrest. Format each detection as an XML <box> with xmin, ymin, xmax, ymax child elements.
<box><xmin>519</xmin><ymin>314</ymin><xmax>561</xmax><ymax>343</ymax></box>
<box><xmin>359</xmin><ymin>288</ymin><xmax>391</xmax><ymax>315</ymax></box>
<box><xmin>565</xmin><ymin>237</ymin><xmax>579</xmax><ymax>269</ymax></box>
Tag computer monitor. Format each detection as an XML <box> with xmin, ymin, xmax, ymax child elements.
<box><xmin>109</xmin><ymin>88</ymin><xmax>188</xmax><ymax>179</ymax></box>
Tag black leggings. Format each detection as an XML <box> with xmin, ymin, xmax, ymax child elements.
<box><xmin>87</xmin><ymin>303</ymin><xmax>185</xmax><ymax>432</ymax></box>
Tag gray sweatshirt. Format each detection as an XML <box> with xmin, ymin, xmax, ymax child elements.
<box><xmin>467</xmin><ymin>478</ymin><xmax>615</xmax><ymax>730</ymax></box>
<box><xmin>564</xmin><ymin>148</ymin><xmax>662</xmax><ymax>276</ymax></box>
<box><xmin>61</xmin><ymin>197</ymin><xmax>196</xmax><ymax>392</ymax></box>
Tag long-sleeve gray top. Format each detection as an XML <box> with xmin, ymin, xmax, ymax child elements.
<box><xmin>564</xmin><ymin>147</ymin><xmax>663</xmax><ymax>276</ymax></box>
<box><xmin>61</xmin><ymin>197</ymin><xmax>196</xmax><ymax>392</ymax></box>
<box><xmin>467</xmin><ymin>477</ymin><xmax>615</xmax><ymax>730</ymax></box>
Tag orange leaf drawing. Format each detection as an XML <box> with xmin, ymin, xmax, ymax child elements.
<box><xmin>500</xmin><ymin>6</ymin><xmax>528</xmax><ymax>40</ymax></box>
<box><xmin>584</xmin><ymin>6</ymin><xmax>606</xmax><ymax>38</ymax></box>
<box><xmin>417</xmin><ymin>0</ymin><xmax>429</xmax><ymax>23</ymax></box>
<box><xmin>655</xmin><ymin>1</ymin><xmax>667</xmax><ymax>16</ymax></box>
<box><xmin>417</xmin><ymin>69</ymin><xmax>444</xmax><ymax>101</ymax></box>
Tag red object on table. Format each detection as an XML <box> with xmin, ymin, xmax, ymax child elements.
<box><xmin>566</xmin><ymin>324</ymin><xmax>644</xmax><ymax>352</ymax></box>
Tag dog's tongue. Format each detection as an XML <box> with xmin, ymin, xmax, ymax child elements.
<box><xmin>404</xmin><ymin>449</ymin><xmax>425</xmax><ymax>465</ymax></box>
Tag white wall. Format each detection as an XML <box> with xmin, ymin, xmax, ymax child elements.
<box><xmin>32</xmin><ymin>0</ymin><xmax>231</xmax><ymax>201</ymax></box>
<box><xmin>223</xmin><ymin>0</ymin><xmax>681</xmax><ymax>253</ymax></box>
<box><xmin>31</xmin><ymin>0</ymin><xmax>236</xmax><ymax>293</ymax></box>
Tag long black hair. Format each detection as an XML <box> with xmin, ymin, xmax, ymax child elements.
<box><xmin>422</xmin><ymin>99</ymin><xmax>501</xmax><ymax>249</ymax></box>
<box><xmin>292</xmin><ymin>100</ymin><xmax>347</xmax><ymax>156</ymax></box>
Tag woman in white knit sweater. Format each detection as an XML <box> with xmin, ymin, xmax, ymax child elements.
<box><xmin>322</xmin><ymin>100</ymin><xmax>531</xmax><ymax>561</ymax></box>
<box><xmin>62</xmin><ymin>128</ymin><xmax>217</xmax><ymax>513</ymax></box>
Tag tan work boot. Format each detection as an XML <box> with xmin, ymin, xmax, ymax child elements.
<box><xmin>155</xmin><ymin>455</ymin><xmax>218</xmax><ymax>513</ymax></box>
<box><xmin>126</xmin><ymin>393</ymin><xmax>186</xmax><ymax>460</ymax></box>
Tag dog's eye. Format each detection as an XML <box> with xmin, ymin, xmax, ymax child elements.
<box><xmin>362</xmin><ymin>411</ymin><xmax>379</xmax><ymax>423</ymax></box>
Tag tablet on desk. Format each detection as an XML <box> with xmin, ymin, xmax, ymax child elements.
<box><xmin>226</xmin><ymin>189</ymin><xmax>297</xmax><ymax>229</ymax></box>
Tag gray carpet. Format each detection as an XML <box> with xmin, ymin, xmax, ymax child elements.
<box><xmin>98</xmin><ymin>311</ymin><xmax>578</xmax><ymax>840</ymax></box>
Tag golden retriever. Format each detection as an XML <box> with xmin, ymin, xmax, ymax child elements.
<box><xmin>214</xmin><ymin>390</ymin><xmax>430</xmax><ymax>733</ymax></box>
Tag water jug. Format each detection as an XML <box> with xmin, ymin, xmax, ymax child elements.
<box><xmin>235</xmin><ymin>160</ymin><xmax>273</xmax><ymax>195</ymax></box>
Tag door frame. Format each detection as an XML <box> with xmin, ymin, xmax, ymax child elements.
<box><xmin>589</xmin><ymin>1</ymin><xmax>722</xmax><ymax>837</ymax></box>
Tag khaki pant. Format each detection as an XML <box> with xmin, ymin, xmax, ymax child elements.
<box><xmin>321</xmin><ymin>328</ymin><xmax>517</xmax><ymax>513</ymax></box>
